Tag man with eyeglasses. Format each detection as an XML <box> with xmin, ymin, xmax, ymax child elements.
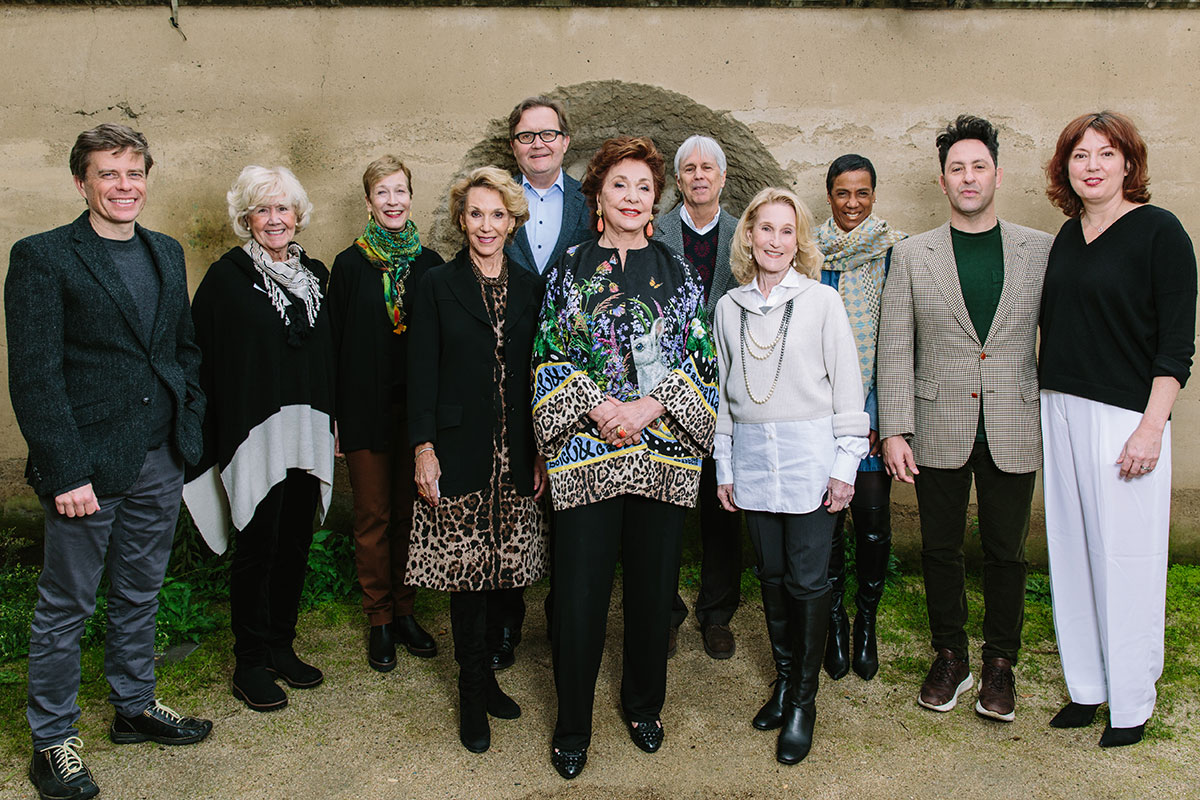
<box><xmin>653</xmin><ymin>135</ymin><xmax>741</xmax><ymax>661</ymax></box>
<box><xmin>504</xmin><ymin>96</ymin><xmax>593</xmax><ymax>277</ymax></box>
<box><xmin>490</xmin><ymin>96</ymin><xmax>593</xmax><ymax>673</ymax></box>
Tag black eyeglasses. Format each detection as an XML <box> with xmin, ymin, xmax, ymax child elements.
<box><xmin>513</xmin><ymin>129</ymin><xmax>565</xmax><ymax>145</ymax></box>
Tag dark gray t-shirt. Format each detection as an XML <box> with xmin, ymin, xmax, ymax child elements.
<box><xmin>103</xmin><ymin>234</ymin><xmax>173</xmax><ymax>446</ymax></box>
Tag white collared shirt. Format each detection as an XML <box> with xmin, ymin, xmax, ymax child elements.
<box><xmin>521</xmin><ymin>171</ymin><xmax>566</xmax><ymax>274</ymax></box>
<box><xmin>679</xmin><ymin>203</ymin><xmax>720</xmax><ymax>236</ymax></box>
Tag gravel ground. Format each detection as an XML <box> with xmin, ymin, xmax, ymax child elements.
<box><xmin>2</xmin><ymin>584</ymin><xmax>1197</xmax><ymax>800</ymax></box>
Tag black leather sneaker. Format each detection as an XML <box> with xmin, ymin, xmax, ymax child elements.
<box><xmin>29</xmin><ymin>737</ymin><xmax>99</xmax><ymax>800</ymax></box>
<box><xmin>110</xmin><ymin>700</ymin><xmax>213</xmax><ymax>745</ymax></box>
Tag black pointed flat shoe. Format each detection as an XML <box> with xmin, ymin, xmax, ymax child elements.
<box><xmin>627</xmin><ymin>719</ymin><xmax>664</xmax><ymax>754</ymax></box>
<box><xmin>551</xmin><ymin>747</ymin><xmax>587</xmax><ymax>780</ymax></box>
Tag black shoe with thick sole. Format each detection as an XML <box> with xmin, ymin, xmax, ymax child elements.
<box><xmin>29</xmin><ymin>737</ymin><xmax>99</xmax><ymax>800</ymax></box>
<box><xmin>266</xmin><ymin>647</ymin><xmax>323</xmax><ymax>689</ymax></box>
<box><xmin>110</xmin><ymin>701</ymin><xmax>212</xmax><ymax>745</ymax></box>
<box><xmin>232</xmin><ymin>666</ymin><xmax>288</xmax><ymax>712</ymax></box>
<box><xmin>368</xmin><ymin>623</ymin><xmax>397</xmax><ymax>673</ymax></box>
<box><xmin>393</xmin><ymin>614</ymin><xmax>438</xmax><ymax>658</ymax></box>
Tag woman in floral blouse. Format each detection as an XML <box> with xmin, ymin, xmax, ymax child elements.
<box><xmin>532</xmin><ymin>136</ymin><xmax>717</xmax><ymax>780</ymax></box>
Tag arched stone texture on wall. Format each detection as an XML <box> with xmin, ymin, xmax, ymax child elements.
<box><xmin>430</xmin><ymin>81</ymin><xmax>794</xmax><ymax>257</ymax></box>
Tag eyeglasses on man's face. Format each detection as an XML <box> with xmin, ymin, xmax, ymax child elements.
<box><xmin>513</xmin><ymin>129</ymin><xmax>565</xmax><ymax>145</ymax></box>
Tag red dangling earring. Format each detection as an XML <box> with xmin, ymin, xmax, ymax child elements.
<box><xmin>645</xmin><ymin>215</ymin><xmax>654</xmax><ymax>238</ymax></box>
<box><xmin>596</xmin><ymin>208</ymin><xmax>604</xmax><ymax>234</ymax></box>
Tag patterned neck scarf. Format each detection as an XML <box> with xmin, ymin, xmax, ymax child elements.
<box><xmin>815</xmin><ymin>214</ymin><xmax>907</xmax><ymax>392</ymax></box>
<box><xmin>243</xmin><ymin>239</ymin><xmax>323</xmax><ymax>330</ymax></box>
<box><xmin>355</xmin><ymin>217</ymin><xmax>422</xmax><ymax>335</ymax></box>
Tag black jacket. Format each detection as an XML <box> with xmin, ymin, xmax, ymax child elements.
<box><xmin>5</xmin><ymin>212</ymin><xmax>204</xmax><ymax>498</ymax></box>
<box><xmin>328</xmin><ymin>243</ymin><xmax>443</xmax><ymax>453</ymax></box>
<box><xmin>407</xmin><ymin>249</ymin><xmax>544</xmax><ymax>496</ymax></box>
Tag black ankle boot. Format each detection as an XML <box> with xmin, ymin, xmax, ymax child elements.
<box><xmin>824</xmin><ymin>514</ymin><xmax>850</xmax><ymax>680</ymax></box>
<box><xmin>486</xmin><ymin>671</ymin><xmax>521</xmax><ymax>719</ymax></box>
<box><xmin>753</xmin><ymin>582</ymin><xmax>792</xmax><ymax>731</ymax></box>
<box><xmin>852</xmin><ymin>507</ymin><xmax>891</xmax><ymax>681</ymax></box>
<box><xmin>777</xmin><ymin>592</ymin><xmax>830</xmax><ymax>765</ymax></box>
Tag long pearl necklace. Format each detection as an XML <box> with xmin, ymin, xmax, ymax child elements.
<box><xmin>740</xmin><ymin>299</ymin><xmax>793</xmax><ymax>405</ymax></box>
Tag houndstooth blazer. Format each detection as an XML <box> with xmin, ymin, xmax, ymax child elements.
<box><xmin>877</xmin><ymin>220</ymin><xmax>1053</xmax><ymax>474</ymax></box>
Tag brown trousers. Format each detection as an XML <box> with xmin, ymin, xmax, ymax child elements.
<box><xmin>345</xmin><ymin>411</ymin><xmax>417</xmax><ymax>625</ymax></box>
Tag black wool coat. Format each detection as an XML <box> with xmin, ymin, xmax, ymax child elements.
<box><xmin>327</xmin><ymin>243</ymin><xmax>443</xmax><ymax>453</ymax></box>
<box><xmin>406</xmin><ymin>249</ymin><xmax>545</xmax><ymax>497</ymax></box>
<box><xmin>5</xmin><ymin>212</ymin><xmax>204</xmax><ymax>498</ymax></box>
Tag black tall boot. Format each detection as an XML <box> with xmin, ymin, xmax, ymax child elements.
<box><xmin>450</xmin><ymin>592</ymin><xmax>490</xmax><ymax>753</ymax></box>
<box><xmin>777</xmin><ymin>591</ymin><xmax>831</xmax><ymax>765</ymax></box>
<box><xmin>852</xmin><ymin>505</ymin><xmax>891</xmax><ymax>681</ymax></box>
<box><xmin>823</xmin><ymin>513</ymin><xmax>850</xmax><ymax>680</ymax></box>
<box><xmin>752</xmin><ymin>582</ymin><xmax>792</xmax><ymax>731</ymax></box>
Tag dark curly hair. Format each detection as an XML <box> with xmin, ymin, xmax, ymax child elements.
<box><xmin>580</xmin><ymin>136</ymin><xmax>666</xmax><ymax>233</ymax></box>
<box><xmin>935</xmin><ymin>115</ymin><xmax>999</xmax><ymax>172</ymax></box>
<box><xmin>1045</xmin><ymin>111</ymin><xmax>1150</xmax><ymax>219</ymax></box>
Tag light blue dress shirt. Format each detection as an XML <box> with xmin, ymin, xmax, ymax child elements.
<box><xmin>521</xmin><ymin>171</ymin><xmax>565</xmax><ymax>274</ymax></box>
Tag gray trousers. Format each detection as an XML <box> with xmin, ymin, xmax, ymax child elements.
<box><xmin>27</xmin><ymin>444</ymin><xmax>183</xmax><ymax>748</ymax></box>
<box><xmin>745</xmin><ymin>508</ymin><xmax>837</xmax><ymax>600</ymax></box>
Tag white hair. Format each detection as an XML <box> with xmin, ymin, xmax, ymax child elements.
<box><xmin>673</xmin><ymin>135</ymin><xmax>727</xmax><ymax>175</ymax></box>
<box><xmin>226</xmin><ymin>165</ymin><xmax>314</xmax><ymax>241</ymax></box>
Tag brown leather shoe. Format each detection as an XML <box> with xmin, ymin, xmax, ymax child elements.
<box><xmin>975</xmin><ymin>657</ymin><xmax>1016</xmax><ymax>722</ymax></box>
<box><xmin>702</xmin><ymin>624</ymin><xmax>735</xmax><ymax>660</ymax></box>
<box><xmin>917</xmin><ymin>648</ymin><xmax>973</xmax><ymax>712</ymax></box>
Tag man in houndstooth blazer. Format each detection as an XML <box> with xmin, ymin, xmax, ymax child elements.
<box><xmin>878</xmin><ymin>116</ymin><xmax>1052</xmax><ymax>726</ymax></box>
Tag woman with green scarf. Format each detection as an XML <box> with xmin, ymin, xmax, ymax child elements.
<box><xmin>815</xmin><ymin>154</ymin><xmax>907</xmax><ymax>683</ymax></box>
<box><xmin>328</xmin><ymin>155</ymin><xmax>444</xmax><ymax>672</ymax></box>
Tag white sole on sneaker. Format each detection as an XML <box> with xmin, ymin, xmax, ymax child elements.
<box><xmin>917</xmin><ymin>673</ymin><xmax>974</xmax><ymax>712</ymax></box>
<box><xmin>975</xmin><ymin>699</ymin><xmax>1015</xmax><ymax>722</ymax></box>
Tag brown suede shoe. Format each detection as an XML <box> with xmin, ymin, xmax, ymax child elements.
<box><xmin>917</xmin><ymin>648</ymin><xmax>973</xmax><ymax>712</ymax></box>
<box><xmin>702</xmin><ymin>624</ymin><xmax>735</xmax><ymax>660</ymax></box>
<box><xmin>975</xmin><ymin>657</ymin><xmax>1016</xmax><ymax>722</ymax></box>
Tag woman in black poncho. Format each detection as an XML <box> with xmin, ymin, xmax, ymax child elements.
<box><xmin>184</xmin><ymin>165</ymin><xmax>335</xmax><ymax>713</ymax></box>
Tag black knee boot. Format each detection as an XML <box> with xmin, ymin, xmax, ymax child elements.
<box><xmin>450</xmin><ymin>592</ymin><xmax>490</xmax><ymax>753</ymax></box>
<box><xmin>823</xmin><ymin>514</ymin><xmax>850</xmax><ymax>680</ymax></box>
<box><xmin>777</xmin><ymin>591</ymin><xmax>830</xmax><ymax>765</ymax></box>
<box><xmin>852</xmin><ymin>504</ymin><xmax>891</xmax><ymax>681</ymax></box>
<box><xmin>753</xmin><ymin>582</ymin><xmax>792</xmax><ymax>730</ymax></box>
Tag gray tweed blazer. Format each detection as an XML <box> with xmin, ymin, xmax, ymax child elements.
<box><xmin>5</xmin><ymin>212</ymin><xmax>205</xmax><ymax>497</ymax></box>
<box><xmin>653</xmin><ymin>204</ymin><xmax>738</xmax><ymax>320</ymax></box>
<box><xmin>877</xmin><ymin>219</ymin><xmax>1053</xmax><ymax>473</ymax></box>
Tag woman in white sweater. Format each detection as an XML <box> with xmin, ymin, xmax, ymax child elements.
<box><xmin>714</xmin><ymin>187</ymin><xmax>868</xmax><ymax>765</ymax></box>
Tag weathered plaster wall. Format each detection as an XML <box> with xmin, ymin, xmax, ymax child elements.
<box><xmin>1</xmin><ymin>5</ymin><xmax>1198</xmax><ymax>545</ymax></box>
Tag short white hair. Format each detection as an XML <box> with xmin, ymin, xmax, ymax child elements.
<box><xmin>227</xmin><ymin>165</ymin><xmax>313</xmax><ymax>241</ymax></box>
<box><xmin>673</xmin><ymin>135</ymin><xmax>727</xmax><ymax>175</ymax></box>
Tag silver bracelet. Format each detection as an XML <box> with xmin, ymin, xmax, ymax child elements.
<box><xmin>415</xmin><ymin>446</ymin><xmax>434</xmax><ymax>459</ymax></box>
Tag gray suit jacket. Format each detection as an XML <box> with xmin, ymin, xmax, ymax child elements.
<box><xmin>5</xmin><ymin>212</ymin><xmax>205</xmax><ymax>497</ymax></box>
<box><xmin>653</xmin><ymin>204</ymin><xmax>738</xmax><ymax>319</ymax></box>
<box><xmin>877</xmin><ymin>219</ymin><xmax>1052</xmax><ymax>473</ymax></box>
<box><xmin>506</xmin><ymin>172</ymin><xmax>593</xmax><ymax>276</ymax></box>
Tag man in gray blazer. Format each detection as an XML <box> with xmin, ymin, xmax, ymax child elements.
<box><xmin>878</xmin><ymin>115</ymin><xmax>1052</xmax><ymax>725</ymax></box>
<box><xmin>6</xmin><ymin>124</ymin><xmax>210</xmax><ymax>800</ymax></box>
<box><xmin>654</xmin><ymin>135</ymin><xmax>741</xmax><ymax>660</ymax></box>
<box><xmin>492</xmin><ymin>96</ymin><xmax>593</xmax><ymax>671</ymax></box>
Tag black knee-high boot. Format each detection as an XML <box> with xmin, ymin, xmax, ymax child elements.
<box><xmin>753</xmin><ymin>582</ymin><xmax>792</xmax><ymax>730</ymax></box>
<box><xmin>852</xmin><ymin>504</ymin><xmax>891</xmax><ymax>681</ymax></box>
<box><xmin>777</xmin><ymin>591</ymin><xmax>831</xmax><ymax>765</ymax></box>
<box><xmin>824</xmin><ymin>514</ymin><xmax>850</xmax><ymax>680</ymax></box>
<box><xmin>450</xmin><ymin>592</ymin><xmax>490</xmax><ymax>753</ymax></box>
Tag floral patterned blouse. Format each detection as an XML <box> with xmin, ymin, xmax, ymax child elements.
<box><xmin>531</xmin><ymin>238</ymin><xmax>718</xmax><ymax>510</ymax></box>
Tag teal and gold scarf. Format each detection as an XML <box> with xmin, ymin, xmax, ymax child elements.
<box><xmin>815</xmin><ymin>214</ymin><xmax>907</xmax><ymax>393</ymax></box>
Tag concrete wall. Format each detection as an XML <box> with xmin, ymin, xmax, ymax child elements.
<box><xmin>2</xmin><ymin>5</ymin><xmax>1199</xmax><ymax>548</ymax></box>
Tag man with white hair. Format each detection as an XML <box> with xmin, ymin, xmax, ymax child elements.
<box><xmin>654</xmin><ymin>135</ymin><xmax>742</xmax><ymax>659</ymax></box>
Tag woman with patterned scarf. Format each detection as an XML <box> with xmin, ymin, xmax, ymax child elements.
<box><xmin>815</xmin><ymin>154</ymin><xmax>907</xmax><ymax>683</ymax></box>
<box><xmin>328</xmin><ymin>156</ymin><xmax>444</xmax><ymax>673</ymax></box>
<box><xmin>185</xmin><ymin>165</ymin><xmax>335</xmax><ymax>712</ymax></box>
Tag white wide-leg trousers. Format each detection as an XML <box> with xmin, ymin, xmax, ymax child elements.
<box><xmin>1041</xmin><ymin>390</ymin><xmax>1171</xmax><ymax>728</ymax></box>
